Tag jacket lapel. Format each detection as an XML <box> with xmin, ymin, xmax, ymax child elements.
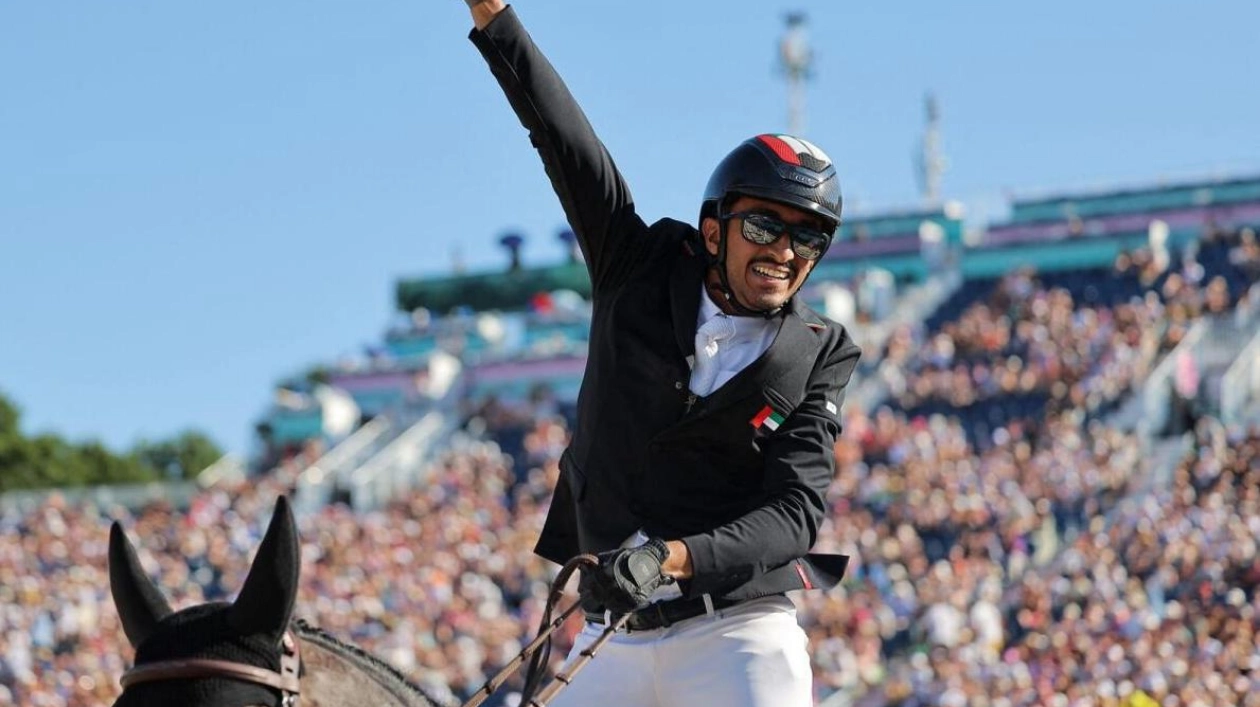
<box><xmin>702</xmin><ymin>300</ymin><xmax>821</xmax><ymax>411</ymax></box>
<box><xmin>669</xmin><ymin>240</ymin><xmax>707</xmax><ymax>359</ymax></box>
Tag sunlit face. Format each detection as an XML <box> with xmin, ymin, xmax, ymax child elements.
<box><xmin>701</xmin><ymin>195</ymin><xmax>824</xmax><ymax>313</ymax></box>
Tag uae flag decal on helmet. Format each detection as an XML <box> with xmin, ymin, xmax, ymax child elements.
<box><xmin>757</xmin><ymin>134</ymin><xmax>832</xmax><ymax>171</ymax></box>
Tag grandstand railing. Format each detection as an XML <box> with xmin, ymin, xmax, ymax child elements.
<box><xmin>293</xmin><ymin>415</ymin><xmax>394</xmax><ymax>515</ymax></box>
<box><xmin>346</xmin><ymin>410</ymin><xmax>456</xmax><ymax>512</ymax></box>
<box><xmin>1219</xmin><ymin>312</ymin><xmax>1260</xmax><ymax>428</ymax></box>
<box><xmin>1139</xmin><ymin>282</ymin><xmax>1260</xmax><ymax>438</ymax></box>
<box><xmin>848</xmin><ymin>268</ymin><xmax>963</xmax><ymax>413</ymax></box>
<box><xmin>1138</xmin><ymin>319</ymin><xmax>1209</xmax><ymax>439</ymax></box>
<box><xmin>1199</xmin><ymin>302</ymin><xmax>1260</xmax><ymax>407</ymax></box>
<box><xmin>196</xmin><ymin>453</ymin><xmax>247</xmax><ymax>487</ymax></box>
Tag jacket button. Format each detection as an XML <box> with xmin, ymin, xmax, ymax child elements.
<box><xmin>674</xmin><ymin>381</ymin><xmax>683</xmax><ymax>390</ymax></box>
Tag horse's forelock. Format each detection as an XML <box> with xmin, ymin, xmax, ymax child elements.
<box><xmin>133</xmin><ymin>603</ymin><xmax>283</xmax><ymax>671</ymax></box>
<box><xmin>112</xmin><ymin>603</ymin><xmax>289</xmax><ymax>707</ymax></box>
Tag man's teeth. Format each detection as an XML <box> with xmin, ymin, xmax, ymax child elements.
<box><xmin>752</xmin><ymin>264</ymin><xmax>790</xmax><ymax>280</ymax></box>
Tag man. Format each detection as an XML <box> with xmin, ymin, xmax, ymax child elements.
<box><xmin>460</xmin><ymin>2</ymin><xmax>861</xmax><ymax>704</ymax></box>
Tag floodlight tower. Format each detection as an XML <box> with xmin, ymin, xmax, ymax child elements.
<box><xmin>917</xmin><ymin>93</ymin><xmax>947</xmax><ymax>204</ymax></box>
<box><xmin>778</xmin><ymin>12</ymin><xmax>812</xmax><ymax>136</ymax></box>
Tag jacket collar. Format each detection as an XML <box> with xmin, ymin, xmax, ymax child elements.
<box><xmin>669</xmin><ymin>239</ymin><xmax>707</xmax><ymax>358</ymax></box>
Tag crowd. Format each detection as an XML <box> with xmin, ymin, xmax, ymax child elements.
<box><xmin>865</xmin><ymin>419</ymin><xmax>1260</xmax><ymax>707</ymax></box>
<box><xmin>799</xmin><ymin>404</ymin><xmax>1149</xmax><ymax>703</ymax></box>
<box><xmin>7</xmin><ymin>389</ymin><xmax>1257</xmax><ymax>707</ymax></box>
<box><xmin>1</xmin><ymin>427</ymin><xmax>567</xmax><ymax>707</ymax></box>
<box><xmin>880</xmin><ymin>276</ymin><xmax>1143</xmax><ymax>418</ymax></box>
<box><xmin>874</xmin><ymin>242</ymin><xmax>1251</xmax><ymax>427</ymax></box>
<box><xmin>4</xmin><ymin>237</ymin><xmax>1260</xmax><ymax>706</ymax></box>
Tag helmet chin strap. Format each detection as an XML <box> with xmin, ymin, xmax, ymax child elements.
<box><xmin>710</xmin><ymin>218</ymin><xmax>785</xmax><ymax>320</ymax></box>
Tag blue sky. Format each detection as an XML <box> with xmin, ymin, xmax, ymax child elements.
<box><xmin>1</xmin><ymin>1</ymin><xmax>1257</xmax><ymax>457</ymax></box>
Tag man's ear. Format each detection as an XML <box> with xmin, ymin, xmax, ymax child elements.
<box><xmin>700</xmin><ymin>217</ymin><xmax>721</xmax><ymax>256</ymax></box>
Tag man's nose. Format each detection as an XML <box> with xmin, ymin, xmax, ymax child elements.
<box><xmin>762</xmin><ymin>232</ymin><xmax>795</xmax><ymax>260</ymax></box>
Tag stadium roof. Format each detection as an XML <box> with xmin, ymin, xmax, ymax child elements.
<box><xmin>395</xmin><ymin>262</ymin><xmax>592</xmax><ymax>314</ymax></box>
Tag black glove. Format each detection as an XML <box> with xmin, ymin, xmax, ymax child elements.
<box><xmin>582</xmin><ymin>538</ymin><xmax>674</xmax><ymax>613</ymax></box>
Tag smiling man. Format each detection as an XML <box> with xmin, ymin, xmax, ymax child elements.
<box><xmin>459</xmin><ymin>2</ymin><xmax>862</xmax><ymax>705</ymax></box>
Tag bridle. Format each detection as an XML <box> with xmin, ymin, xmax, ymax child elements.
<box><xmin>120</xmin><ymin>630</ymin><xmax>302</xmax><ymax>707</ymax></box>
<box><xmin>117</xmin><ymin>555</ymin><xmax>618</xmax><ymax>707</ymax></box>
<box><xmin>462</xmin><ymin>554</ymin><xmax>630</xmax><ymax>707</ymax></box>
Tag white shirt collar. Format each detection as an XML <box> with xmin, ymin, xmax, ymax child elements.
<box><xmin>696</xmin><ymin>285</ymin><xmax>777</xmax><ymax>340</ymax></box>
<box><xmin>697</xmin><ymin>284</ymin><xmax>725</xmax><ymax>327</ymax></box>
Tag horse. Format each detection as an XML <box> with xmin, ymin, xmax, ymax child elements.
<box><xmin>108</xmin><ymin>495</ymin><xmax>444</xmax><ymax>707</ymax></box>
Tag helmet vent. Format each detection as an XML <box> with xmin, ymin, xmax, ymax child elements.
<box><xmin>797</xmin><ymin>153</ymin><xmax>828</xmax><ymax>173</ymax></box>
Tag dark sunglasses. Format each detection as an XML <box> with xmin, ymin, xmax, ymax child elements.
<box><xmin>720</xmin><ymin>211</ymin><xmax>832</xmax><ymax>261</ymax></box>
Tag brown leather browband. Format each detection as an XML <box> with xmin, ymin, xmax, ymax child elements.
<box><xmin>120</xmin><ymin>630</ymin><xmax>301</xmax><ymax>703</ymax></box>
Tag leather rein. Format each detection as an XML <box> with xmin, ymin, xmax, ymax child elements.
<box><xmin>120</xmin><ymin>630</ymin><xmax>302</xmax><ymax>707</ymax></box>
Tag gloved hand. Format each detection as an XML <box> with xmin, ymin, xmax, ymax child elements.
<box><xmin>581</xmin><ymin>538</ymin><xmax>674</xmax><ymax>613</ymax></box>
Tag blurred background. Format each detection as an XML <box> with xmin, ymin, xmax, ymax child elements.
<box><xmin>2</xmin><ymin>1</ymin><xmax>1259</xmax><ymax>705</ymax></box>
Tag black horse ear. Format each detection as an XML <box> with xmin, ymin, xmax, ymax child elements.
<box><xmin>109</xmin><ymin>522</ymin><xmax>173</xmax><ymax>648</ymax></box>
<box><xmin>228</xmin><ymin>496</ymin><xmax>300</xmax><ymax>642</ymax></box>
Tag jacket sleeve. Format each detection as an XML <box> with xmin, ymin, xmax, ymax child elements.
<box><xmin>680</xmin><ymin>333</ymin><xmax>862</xmax><ymax>598</ymax></box>
<box><xmin>469</xmin><ymin>6</ymin><xmax>650</xmax><ymax>293</ymax></box>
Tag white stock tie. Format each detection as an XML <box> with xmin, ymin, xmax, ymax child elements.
<box><xmin>690</xmin><ymin>314</ymin><xmax>736</xmax><ymax>396</ymax></box>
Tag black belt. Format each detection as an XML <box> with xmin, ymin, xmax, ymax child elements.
<box><xmin>584</xmin><ymin>595</ymin><xmax>742</xmax><ymax>632</ymax></box>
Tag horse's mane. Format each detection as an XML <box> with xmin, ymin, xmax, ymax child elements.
<box><xmin>292</xmin><ymin>618</ymin><xmax>448</xmax><ymax>707</ymax></box>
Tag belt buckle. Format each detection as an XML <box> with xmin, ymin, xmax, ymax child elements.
<box><xmin>611</xmin><ymin>609</ymin><xmax>643</xmax><ymax>633</ymax></box>
<box><xmin>622</xmin><ymin>603</ymin><xmax>669</xmax><ymax>632</ymax></box>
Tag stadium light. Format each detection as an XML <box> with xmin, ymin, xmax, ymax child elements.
<box><xmin>499</xmin><ymin>231</ymin><xmax>526</xmax><ymax>271</ymax></box>
<box><xmin>778</xmin><ymin>12</ymin><xmax>812</xmax><ymax>136</ymax></box>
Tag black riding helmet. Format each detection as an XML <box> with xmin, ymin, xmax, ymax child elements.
<box><xmin>698</xmin><ymin>134</ymin><xmax>842</xmax><ymax>317</ymax></box>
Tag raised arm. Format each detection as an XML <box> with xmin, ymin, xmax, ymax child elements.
<box><xmin>463</xmin><ymin>2</ymin><xmax>650</xmax><ymax>292</ymax></box>
<box><xmin>465</xmin><ymin>0</ymin><xmax>505</xmax><ymax>30</ymax></box>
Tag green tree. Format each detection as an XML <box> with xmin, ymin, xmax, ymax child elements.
<box><xmin>0</xmin><ymin>433</ymin><xmax>39</xmax><ymax>491</ymax></box>
<box><xmin>132</xmin><ymin>431</ymin><xmax>224</xmax><ymax>481</ymax></box>
<box><xmin>0</xmin><ymin>396</ymin><xmax>41</xmax><ymax>491</ymax></box>
<box><xmin>0</xmin><ymin>390</ymin><xmax>223</xmax><ymax>491</ymax></box>
<box><xmin>0</xmin><ymin>395</ymin><xmax>19</xmax><ymax>437</ymax></box>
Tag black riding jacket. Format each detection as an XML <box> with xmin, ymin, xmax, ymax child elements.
<box><xmin>470</xmin><ymin>7</ymin><xmax>861</xmax><ymax>602</ymax></box>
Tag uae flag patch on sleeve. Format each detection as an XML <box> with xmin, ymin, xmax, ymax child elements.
<box><xmin>750</xmin><ymin>405</ymin><xmax>784</xmax><ymax>432</ymax></box>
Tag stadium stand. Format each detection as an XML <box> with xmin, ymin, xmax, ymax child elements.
<box><xmin>4</xmin><ymin>175</ymin><xmax>1260</xmax><ymax>707</ymax></box>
